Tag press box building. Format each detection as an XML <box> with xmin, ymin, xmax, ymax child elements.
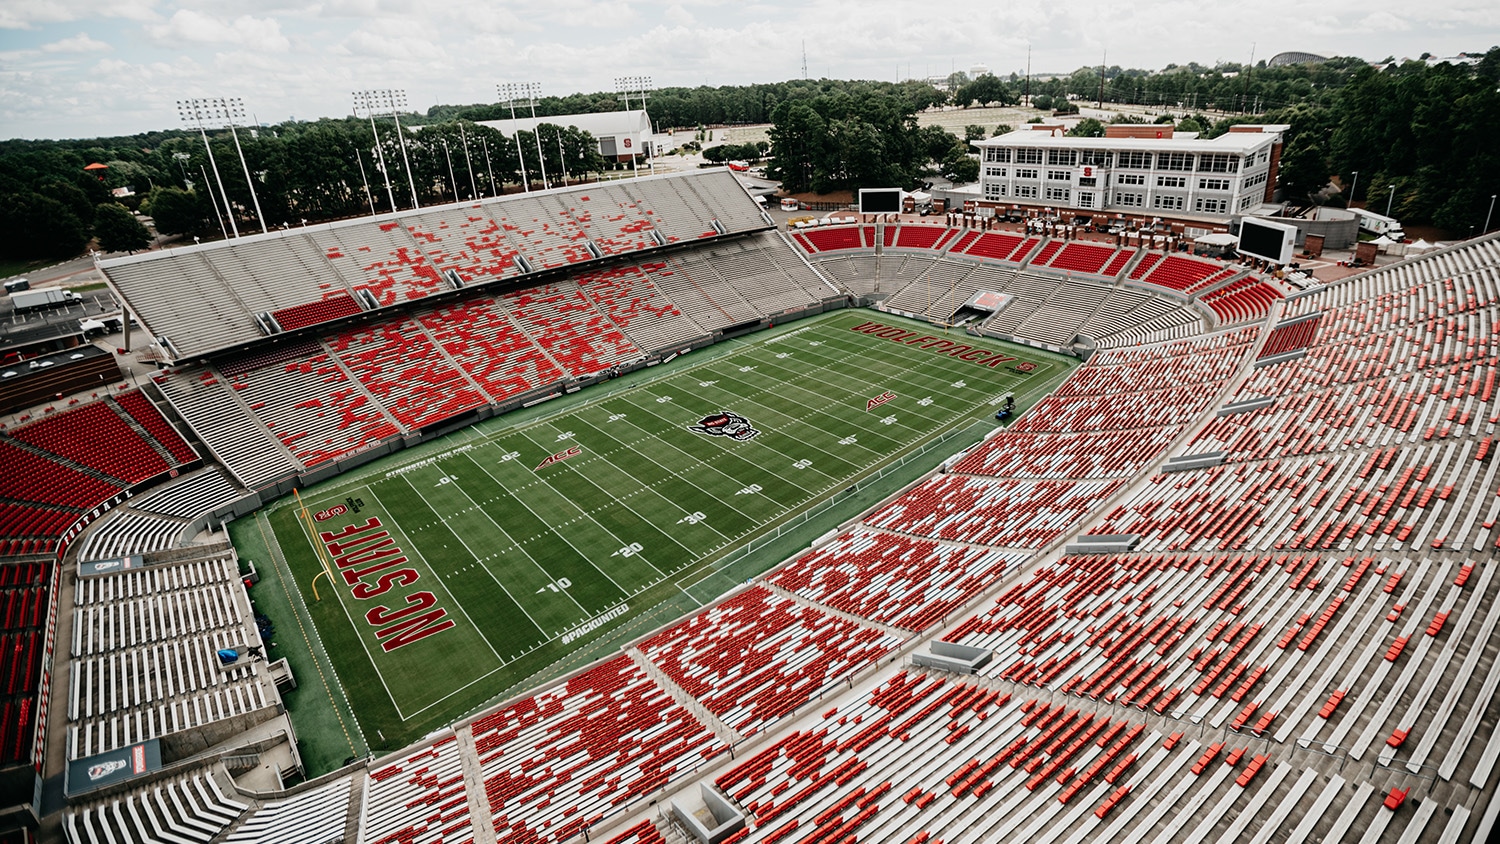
<box><xmin>970</xmin><ymin>123</ymin><xmax>1288</xmax><ymax>220</ymax></box>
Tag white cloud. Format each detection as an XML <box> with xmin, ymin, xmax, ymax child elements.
<box><xmin>146</xmin><ymin>9</ymin><xmax>290</xmax><ymax>51</ymax></box>
<box><xmin>0</xmin><ymin>0</ymin><xmax>157</xmax><ymax>30</ymax></box>
<box><xmin>40</xmin><ymin>33</ymin><xmax>110</xmax><ymax>52</ymax></box>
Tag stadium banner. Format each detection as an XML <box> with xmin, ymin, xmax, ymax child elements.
<box><xmin>65</xmin><ymin>738</ymin><xmax>162</xmax><ymax>797</ymax></box>
<box><xmin>77</xmin><ymin>555</ymin><xmax>146</xmax><ymax>577</ymax></box>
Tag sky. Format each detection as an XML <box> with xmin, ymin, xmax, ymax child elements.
<box><xmin>1</xmin><ymin>0</ymin><xmax>1497</xmax><ymax>140</ymax></box>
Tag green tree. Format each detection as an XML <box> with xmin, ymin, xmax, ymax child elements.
<box><xmin>963</xmin><ymin>125</ymin><xmax>986</xmax><ymax>142</ymax></box>
<box><xmin>992</xmin><ymin>124</ymin><xmax>1013</xmax><ymax>137</ymax></box>
<box><xmin>94</xmin><ymin>203</ymin><xmax>151</xmax><ymax>253</ymax></box>
<box><xmin>145</xmin><ymin>187</ymin><xmax>211</xmax><ymax>236</ymax></box>
<box><xmin>766</xmin><ymin>101</ymin><xmax>826</xmax><ymax>193</ymax></box>
<box><xmin>0</xmin><ymin>192</ymin><xmax>88</xmax><ymax>260</ymax></box>
<box><xmin>1067</xmin><ymin>118</ymin><xmax>1106</xmax><ymax>137</ymax></box>
<box><xmin>943</xmin><ymin>150</ymin><xmax>979</xmax><ymax>183</ymax></box>
<box><xmin>954</xmin><ymin>74</ymin><xmax>1015</xmax><ymax>108</ymax></box>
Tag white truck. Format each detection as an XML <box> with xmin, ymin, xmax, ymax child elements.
<box><xmin>11</xmin><ymin>287</ymin><xmax>80</xmax><ymax>312</ymax></box>
<box><xmin>1352</xmin><ymin>208</ymin><xmax>1405</xmax><ymax>240</ymax></box>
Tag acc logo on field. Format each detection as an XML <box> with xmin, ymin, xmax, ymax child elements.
<box><xmin>866</xmin><ymin>390</ymin><xmax>896</xmax><ymax>411</ymax></box>
<box><xmin>689</xmin><ymin>411</ymin><xmax>760</xmax><ymax>442</ymax></box>
<box><xmin>87</xmin><ymin>759</ymin><xmax>127</xmax><ymax>781</ymax></box>
<box><xmin>536</xmin><ymin>446</ymin><xmax>582</xmax><ymax>470</ymax></box>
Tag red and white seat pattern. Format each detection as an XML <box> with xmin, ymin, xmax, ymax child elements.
<box><xmin>769</xmin><ymin>529</ymin><xmax>1026</xmax><ymax>632</ymax></box>
<box><xmin>330</xmin><ymin>317</ymin><xmax>487</xmax><ymax>430</ymax></box>
<box><xmin>472</xmin><ymin>655</ymin><xmax>724</xmax><ymax>844</ymax></box>
<box><xmin>637</xmin><ymin>586</ymin><xmax>903</xmax><ymax>736</ymax></box>
<box><xmin>364</xmin><ymin>733</ymin><xmax>474</xmax><ymax>844</ymax></box>
<box><xmin>863</xmin><ymin>475</ymin><xmax>1126</xmax><ymax>549</ymax></box>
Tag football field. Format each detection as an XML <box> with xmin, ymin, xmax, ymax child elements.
<box><xmin>238</xmin><ymin>311</ymin><xmax>1078</xmax><ymax>754</ymax></box>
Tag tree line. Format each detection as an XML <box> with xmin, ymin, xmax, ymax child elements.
<box><xmin>3</xmin><ymin>49</ymin><xmax>1499</xmax><ymax>262</ymax></box>
<box><xmin>0</xmin><ymin>118</ymin><xmax>609</xmax><ymax>261</ymax></box>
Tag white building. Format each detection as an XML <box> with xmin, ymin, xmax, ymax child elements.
<box><xmin>477</xmin><ymin>109</ymin><xmax>655</xmax><ymax>161</ymax></box>
<box><xmin>970</xmin><ymin>123</ymin><xmax>1288</xmax><ymax>220</ymax></box>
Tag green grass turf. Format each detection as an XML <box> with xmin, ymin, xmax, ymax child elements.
<box><xmin>233</xmin><ymin>310</ymin><xmax>1078</xmax><ymax>763</ymax></box>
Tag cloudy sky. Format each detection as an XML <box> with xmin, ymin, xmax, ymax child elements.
<box><xmin>1</xmin><ymin>0</ymin><xmax>1496</xmax><ymax>140</ymax></box>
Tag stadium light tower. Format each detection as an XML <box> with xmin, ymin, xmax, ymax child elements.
<box><xmin>1347</xmin><ymin>170</ymin><xmax>1359</xmax><ymax>207</ymax></box>
<box><xmin>352</xmin><ymin>92</ymin><xmax>398</xmax><ymax>212</ymax></box>
<box><xmin>1487</xmin><ymin>194</ymin><xmax>1496</xmax><ymax>236</ymax></box>
<box><xmin>615</xmin><ymin>76</ymin><xmax>652</xmax><ymax>177</ymax></box>
<box><xmin>496</xmin><ymin>83</ymin><xmax>532</xmax><ymax>193</ymax></box>
<box><xmin>177</xmin><ymin>98</ymin><xmax>268</xmax><ymax>235</ymax></box>
<box><xmin>499</xmin><ymin>82</ymin><xmax>549</xmax><ymax>190</ymax></box>
<box><xmin>353</xmin><ymin>150</ymin><xmax>377</xmax><ymax>217</ymax></box>
<box><xmin>1386</xmin><ymin>184</ymin><xmax>1395</xmax><ymax>218</ymax></box>
<box><xmin>353</xmin><ymin>89</ymin><xmax>420</xmax><ymax>209</ymax></box>
<box><xmin>178</xmin><ymin>100</ymin><xmax>238</xmax><ymax>237</ymax></box>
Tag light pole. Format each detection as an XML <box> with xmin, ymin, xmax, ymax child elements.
<box><xmin>441</xmin><ymin>137</ymin><xmax>458</xmax><ymax>201</ymax></box>
<box><xmin>501</xmin><ymin>83</ymin><xmax>550</xmax><ymax>190</ymax></box>
<box><xmin>199</xmin><ymin>164</ymin><xmax>228</xmax><ymax>240</ymax></box>
<box><xmin>458</xmin><ymin>123</ymin><xmax>479</xmax><ymax>199</ymax></box>
<box><xmin>354</xmin><ymin>150</ymin><xmax>377</xmax><ymax>217</ymax></box>
<box><xmin>1347</xmin><ymin>170</ymin><xmax>1359</xmax><ymax>208</ymax></box>
<box><xmin>352</xmin><ymin>92</ymin><xmax>397</xmax><ymax>212</ymax></box>
<box><xmin>615</xmin><ymin>75</ymin><xmax>652</xmax><ymax>177</ymax></box>
<box><xmin>1385</xmin><ymin>185</ymin><xmax>1395</xmax><ymax>218</ymax></box>
<box><xmin>354</xmin><ymin>89</ymin><xmax>420</xmax><ymax>210</ymax></box>
<box><xmin>496</xmin><ymin>83</ymin><xmax>532</xmax><ymax>192</ymax></box>
<box><xmin>178</xmin><ymin>97</ymin><xmax>268</xmax><ymax>234</ymax></box>
<box><xmin>1486</xmin><ymin>194</ymin><xmax>1496</xmax><ymax>236</ymax></box>
<box><xmin>177</xmin><ymin>99</ymin><xmax>239</xmax><ymax>237</ymax></box>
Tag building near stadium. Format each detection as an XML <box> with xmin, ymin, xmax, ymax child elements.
<box><xmin>972</xmin><ymin>123</ymin><xmax>1286</xmax><ymax>221</ymax></box>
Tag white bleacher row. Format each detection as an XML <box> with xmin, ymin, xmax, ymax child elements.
<box><xmin>127</xmin><ymin>466</ymin><xmax>243</xmax><ymax>519</ymax></box>
<box><xmin>359</xmin><ymin>732</ymin><xmax>473</xmax><ymax>844</ymax></box>
<box><xmin>74</xmin><ymin>510</ymin><xmax>187</xmax><ymax>562</ymax></box>
<box><xmin>224</xmin><ymin>777</ymin><xmax>354</xmax><ymax>844</ymax></box>
<box><xmin>1281</xmin><ymin>234</ymin><xmax>1500</xmax><ymax>319</ymax></box>
<box><xmin>74</xmin><ymin>555</ymin><xmax>238</xmax><ymax>607</ymax></box>
<box><xmin>67</xmin><ymin>631</ymin><xmax>269</xmax><ymax>758</ymax></box>
<box><xmin>65</xmin><ymin>767</ymin><xmax>249</xmax><ymax>844</ymax></box>
<box><xmin>73</xmin><ymin>576</ymin><xmax>244</xmax><ymax>657</ymax></box>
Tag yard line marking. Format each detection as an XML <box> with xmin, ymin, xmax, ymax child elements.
<box><xmin>462</xmin><ymin>451</ymin><xmax>636</xmax><ymax>596</ymax></box>
<box><xmin>391</xmin><ymin>471</ymin><xmax>575</xmax><ymax>625</ymax></box>
<box><xmin>527</xmin><ymin>421</ymin><xmax>730</xmax><ymax>554</ymax></box>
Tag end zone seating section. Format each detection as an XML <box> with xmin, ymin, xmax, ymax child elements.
<box><xmin>67</xmin><ymin>554</ymin><xmax>272</xmax><ymax>760</ymax></box>
<box><xmin>1045</xmin><ymin>242</ymin><xmax>1117</xmax><ymax>276</ymax></box>
<box><xmin>472</xmin><ymin>654</ymin><xmax>724</xmax><ymax>844</ymax></box>
<box><xmin>798</xmin><ymin>226</ymin><xmax>867</xmax><ymax>253</ymax></box>
<box><xmin>0</xmin><ymin>562</ymin><xmax>51</xmax><ymax>766</ymax></box>
<box><xmin>637</xmin><ymin>586</ymin><xmax>904</xmax><ymax>737</ymax></box>
<box><xmin>64</xmin><ymin>768</ymin><xmax>248</xmax><ymax>844</ymax></box>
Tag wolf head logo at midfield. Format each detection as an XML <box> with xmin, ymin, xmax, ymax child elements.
<box><xmin>689</xmin><ymin>411</ymin><xmax>760</xmax><ymax>441</ymax></box>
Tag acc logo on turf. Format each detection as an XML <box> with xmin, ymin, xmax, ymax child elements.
<box><xmin>689</xmin><ymin>411</ymin><xmax>760</xmax><ymax>442</ymax></box>
<box><xmin>536</xmin><ymin>446</ymin><xmax>582</xmax><ymax>470</ymax></box>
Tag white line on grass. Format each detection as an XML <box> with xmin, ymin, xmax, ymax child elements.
<box><xmin>515</xmin><ymin>423</ymin><xmax>711</xmax><ymax>561</ymax></box>
<box><xmin>460</xmin><ymin>452</ymin><xmax>637</xmax><ymax>597</ymax></box>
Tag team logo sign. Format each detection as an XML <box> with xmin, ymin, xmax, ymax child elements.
<box><xmin>88</xmin><ymin>759</ymin><xmax>127</xmax><ymax>781</ymax></box>
<box><xmin>689</xmin><ymin>411</ymin><xmax>760</xmax><ymax>442</ymax></box>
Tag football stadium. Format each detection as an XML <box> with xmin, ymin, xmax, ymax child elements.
<box><xmin>4</xmin><ymin>158</ymin><xmax>1500</xmax><ymax>844</ymax></box>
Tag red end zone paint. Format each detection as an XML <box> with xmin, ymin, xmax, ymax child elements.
<box><xmin>318</xmin><ymin>516</ymin><xmax>454</xmax><ymax>652</ymax></box>
<box><xmin>850</xmin><ymin>320</ymin><xmax>1018</xmax><ymax>368</ymax></box>
<box><xmin>536</xmin><ymin>445</ymin><xmax>582</xmax><ymax>470</ymax></box>
<box><xmin>866</xmin><ymin>390</ymin><xmax>896</xmax><ymax>411</ymax></box>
